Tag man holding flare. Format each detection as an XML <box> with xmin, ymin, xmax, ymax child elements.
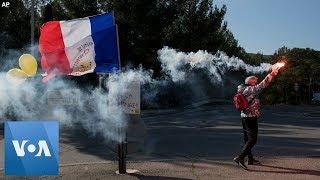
<box><xmin>233</xmin><ymin>61</ymin><xmax>285</xmax><ymax>169</ymax></box>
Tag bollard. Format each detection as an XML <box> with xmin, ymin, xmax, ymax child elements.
<box><xmin>118</xmin><ymin>140</ymin><xmax>127</xmax><ymax>174</ymax></box>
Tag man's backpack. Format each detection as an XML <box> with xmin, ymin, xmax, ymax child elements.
<box><xmin>233</xmin><ymin>93</ymin><xmax>249</xmax><ymax>111</ymax></box>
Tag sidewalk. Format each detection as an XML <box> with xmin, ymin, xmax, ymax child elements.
<box><xmin>1</xmin><ymin>156</ymin><xmax>319</xmax><ymax>179</ymax></box>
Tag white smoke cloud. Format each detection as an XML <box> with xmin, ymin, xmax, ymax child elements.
<box><xmin>0</xmin><ymin>68</ymin><xmax>152</xmax><ymax>143</ymax></box>
<box><xmin>0</xmin><ymin>46</ymin><xmax>275</xmax><ymax>143</ymax></box>
<box><xmin>158</xmin><ymin>46</ymin><xmax>272</xmax><ymax>82</ymax></box>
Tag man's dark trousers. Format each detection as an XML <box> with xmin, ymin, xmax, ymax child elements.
<box><xmin>240</xmin><ymin>117</ymin><xmax>258</xmax><ymax>159</ymax></box>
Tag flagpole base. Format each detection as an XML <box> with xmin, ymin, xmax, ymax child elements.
<box><xmin>116</xmin><ymin>169</ymin><xmax>139</xmax><ymax>175</ymax></box>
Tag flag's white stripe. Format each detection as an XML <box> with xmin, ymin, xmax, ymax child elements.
<box><xmin>60</xmin><ymin>18</ymin><xmax>96</xmax><ymax>74</ymax></box>
<box><xmin>60</xmin><ymin>17</ymin><xmax>92</xmax><ymax>47</ymax></box>
<box><xmin>64</xmin><ymin>36</ymin><xmax>96</xmax><ymax>75</ymax></box>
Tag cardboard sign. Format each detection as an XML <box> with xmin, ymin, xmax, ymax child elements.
<box><xmin>120</xmin><ymin>81</ymin><xmax>140</xmax><ymax>114</ymax></box>
<box><xmin>47</xmin><ymin>89</ymin><xmax>80</xmax><ymax>106</ymax></box>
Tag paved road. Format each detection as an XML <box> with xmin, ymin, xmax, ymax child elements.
<box><xmin>140</xmin><ymin>104</ymin><xmax>320</xmax><ymax>160</ymax></box>
<box><xmin>0</xmin><ymin>104</ymin><xmax>319</xmax><ymax>179</ymax></box>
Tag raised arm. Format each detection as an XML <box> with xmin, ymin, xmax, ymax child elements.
<box><xmin>251</xmin><ymin>68</ymin><xmax>279</xmax><ymax>95</ymax></box>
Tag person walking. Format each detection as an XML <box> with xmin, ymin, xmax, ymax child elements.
<box><xmin>233</xmin><ymin>66</ymin><xmax>282</xmax><ymax>169</ymax></box>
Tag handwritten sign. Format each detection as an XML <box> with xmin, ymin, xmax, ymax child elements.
<box><xmin>120</xmin><ymin>81</ymin><xmax>140</xmax><ymax>114</ymax></box>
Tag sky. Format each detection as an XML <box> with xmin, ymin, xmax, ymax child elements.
<box><xmin>214</xmin><ymin>0</ymin><xmax>320</xmax><ymax>55</ymax></box>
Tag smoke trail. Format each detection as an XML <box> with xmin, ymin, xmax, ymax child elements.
<box><xmin>158</xmin><ymin>46</ymin><xmax>272</xmax><ymax>82</ymax></box>
<box><xmin>0</xmin><ymin>45</ymin><xmax>275</xmax><ymax>143</ymax></box>
<box><xmin>0</xmin><ymin>67</ymin><xmax>152</xmax><ymax>142</ymax></box>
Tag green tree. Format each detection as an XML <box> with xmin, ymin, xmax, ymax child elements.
<box><xmin>262</xmin><ymin>47</ymin><xmax>320</xmax><ymax>104</ymax></box>
<box><xmin>2</xmin><ymin>0</ymin><xmax>246</xmax><ymax>73</ymax></box>
<box><xmin>98</xmin><ymin>0</ymin><xmax>245</xmax><ymax>71</ymax></box>
<box><xmin>0</xmin><ymin>1</ymin><xmax>32</xmax><ymax>50</ymax></box>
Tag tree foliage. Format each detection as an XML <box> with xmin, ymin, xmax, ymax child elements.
<box><xmin>1</xmin><ymin>0</ymin><xmax>320</xmax><ymax>105</ymax></box>
<box><xmin>261</xmin><ymin>47</ymin><xmax>320</xmax><ymax>104</ymax></box>
<box><xmin>1</xmin><ymin>0</ymin><xmax>245</xmax><ymax>70</ymax></box>
<box><xmin>0</xmin><ymin>1</ymin><xmax>33</xmax><ymax>50</ymax></box>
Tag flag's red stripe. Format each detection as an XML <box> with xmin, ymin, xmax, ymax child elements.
<box><xmin>39</xmin><ymin>21</ymin><xmax>71</xmax><ymax>75</ymax></box>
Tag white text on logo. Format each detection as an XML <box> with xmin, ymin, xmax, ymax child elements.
<box><xmin>12</xmin><ymin>140</ymin><xmax>51</xmax><ymax>157</ymax></box>
<box><xmin>1</xmin><ymin>2</ymin><xmax>10</xmax><ymax>7</ymax></box>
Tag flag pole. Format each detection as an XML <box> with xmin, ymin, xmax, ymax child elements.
<box><xmin>114</xmin><ymin>20</ymin><xmax>126</xmax><ymax>174</ymax></box>
<box><xmin>99</xmin><ymin>12</ymin><xmax>126</xmax><ymax>174</ymax></box>
<box><xmin>97</xmin><ymin>71</ymin><xmax>126</xmax><ymax>175</ymax></box>
<box><xmin>117</xmin><ymin>34</ymin><xmax>127</xmax><ymax>175</ymax></box>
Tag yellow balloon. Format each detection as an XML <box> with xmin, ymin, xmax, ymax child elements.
<box><xmin>19</xmin><ymin>54</ymin><xmax>37</xmax><ymax>76</ymax></box>
<box><xmin>6</xmin><ymin>68</ymin><xmax>28</xmax><ymax>85</ymax></box>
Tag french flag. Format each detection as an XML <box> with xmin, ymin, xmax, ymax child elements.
<box><xmin>39</xmin><ymin>12</ymin><xmax>120</xmax><ymax>82</ymax></box>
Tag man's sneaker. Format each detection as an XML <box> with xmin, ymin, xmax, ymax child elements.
<box><xmin>233</xmin><ymin>156</ymin><xmax>247</xmax><ymax>170</ymax></box>
<box><xmin>248</xmin><ymin>158</ymin><xmax>261</xmax><ymax>165</ymax></box>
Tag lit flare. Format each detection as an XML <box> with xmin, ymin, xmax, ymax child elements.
<box><xmin>272</xmin><ymin>62</ymin><xmax>286</xmax><ymax>71</ymax></box>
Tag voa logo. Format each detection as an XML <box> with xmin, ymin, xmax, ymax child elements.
<box><xmin>12</xmin><ymin>140</ymin><xmax>51</xmax><ymax>157</ymax></box>
<box><xmin>5</xmin><ymin>121</ymin><xmax>59</xmax><ymax>176</ymax></box>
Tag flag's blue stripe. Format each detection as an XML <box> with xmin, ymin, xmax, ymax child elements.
<box><xmin>89</xmin><ymin>12</ymin><xmax>115</xmax><ymax>34</ymax></box>
<box><xmin>89</xmin><ymin>12</ymin><xmax>120</xmax><ymax>73</ymax></box>
<box><xmin>90</xmin><ymin>25</ymin><xmax>120</xmax><ymax>72</ymax></box>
